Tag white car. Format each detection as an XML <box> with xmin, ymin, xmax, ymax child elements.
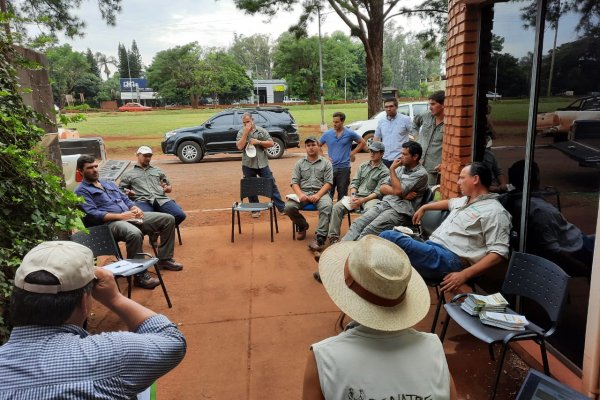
<box><xmin>486</xmin><ymin>91</ymin><xmax>502</xmax><ymax>99</ymax></box>
<box><xmin>346</xmin><ymin>101</ymin><xmax>429</xmax><ymax>145</ymax></box>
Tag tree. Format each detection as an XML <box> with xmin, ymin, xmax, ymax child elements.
<box><xmin>95</xmin><ymin>51</ymin><xmax>117</xmax><ymax>80</ymax></box>
<box><xmin>95</xmin><ymin>75</ymin><xmax>120</xmax><ymax>101</ymax></box>
<box><xmin>234</xmin><ymin>0</ymin><xmax>446</xmax><ymax>117</ymax></box>
<box><xmin>128</xmin><ymin>40</ymin><xmax>143</xmax><ymax>78</ymax></box>
<box><xmin>146</xmin><ymin>43</ymin><xmax>203</xmax><ymax>107</ymax></box>
<box><xmin>228</xmin><ymin>33</ymin><xmax>273</xmax><ymax>79</ymax></box>
<box><xmin>117</xmin><ymin>42</ymin><xmax>129</xmax><ymax>78</ymax></box>
<box><xmin>85</xmin><ymin>48</ymin><xmax>101</xmax><ymax>78</ymax></box>
<box><xmin>45</xmin><ymin>44</ymin><xmax>96</xmax><ymax>106</ymax></box>
<box><xmin>2</xmin><ymin>0</ymin><xmax>122</xmax><ymax>39</ymax></box>
<box><xmin>199</xmin><ymin>51</ymin><xmax>254</xmax><ymax>103</ymax></box>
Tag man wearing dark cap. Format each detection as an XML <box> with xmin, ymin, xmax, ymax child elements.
<box><xmin>324</xmin><ymin>140</ymin><xmax>389</xmax><ymax>246</ymax></box>
<box><xmin>0</xmin><ymin>241</ymin><xmax>187</xmax><ymax>399</ymax></box>
<box><xmin>285</xmin><ymin>136</ymin><xmax>333</xmax><ymax>248</ymax></box>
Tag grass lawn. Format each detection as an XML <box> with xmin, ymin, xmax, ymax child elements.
<box><xmin>71</xmin><ymin>97</ymin><xmax>575</xmax><ymax>150</ymax></box>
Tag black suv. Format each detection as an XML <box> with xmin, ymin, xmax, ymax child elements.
<box><xmin>161</xmin><ymin>107</ymin><xmax>300</xmax><ymax>163</ymax></box>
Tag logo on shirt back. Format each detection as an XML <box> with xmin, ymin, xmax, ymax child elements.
<box><xmin>346</xmin><ymin>387</ymin><xmax>432</xmax><ymax>400</ymax></box>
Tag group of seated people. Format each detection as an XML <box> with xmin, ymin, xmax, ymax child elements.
<box><xmin>75</xmin><ymin>146</ymin><xmax>187</xmax><ymax>289</ymax></box>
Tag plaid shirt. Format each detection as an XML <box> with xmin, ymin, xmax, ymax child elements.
<box><xmin>0</xmin><ymin>315</ymin><xmax>186</xmax><ymax>399</ymax></box>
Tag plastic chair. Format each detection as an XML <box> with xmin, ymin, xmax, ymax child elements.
<box><xmin>232</xmin><ymin>177</ymin><xmax>279</xmax><ymax>242</ymax></box>
<box><xmin>439</xmin><ymin>252</ymin><xmax>570</xmax><ymax>400</ymax></box>
<box><xmin>71</xmin><ymin>225</ymin><xmax>172</xmax><ymax>308</ymax></box>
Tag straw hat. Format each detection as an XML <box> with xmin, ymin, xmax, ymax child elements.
<box><xmin>318</xmin><ymin>235</ymin><xmax>429</xmax><ymax>331</ymax></box>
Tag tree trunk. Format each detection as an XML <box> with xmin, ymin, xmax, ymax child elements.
<box><xmin>191</xmin><ymin>94</ymin><xmax>199</xmax><ymax>109</ymax></box>
<box><xmin>365</xmin><ymin>3</ymin><xmax>384</xmax><ymax>118</ymax></box>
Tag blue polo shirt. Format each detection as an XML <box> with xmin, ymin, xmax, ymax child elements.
<box><xmin>75</xmin><ymin>180</ymin><xmax>133</xmax><ymax>225</ymax></box>
<box><xmin>374</xmin><ymin>113</ymin><xmax>412</xmax><ymax>161</ymax></box>
<box><xmin>319</xmin><ymin>128</ymin><xmax>362</xmax><ymax>169</ymax></box>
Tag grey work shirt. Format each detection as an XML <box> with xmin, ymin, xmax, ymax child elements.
<box><xmin>291</xmin><ymin>155</ymin><xmax>333</xmax><ymax>195</ymax></box>
<box><xmin>350</xmin><ymin>161</ymin><xmax>390</xmax><ymax>199</ymax></box>
<box><xmin>236</xmin><ymin>125</ymin><xmax>272</xmax><ymax>169</ymax></box>
<box><xmin>413</xmin><ymin>112</ymin><xmax>444</xmax><ymax>173</ymax></box>
<box><xmin>430</xmin><ymin>194</ymin><xmax>512</xmax><ymax>266</ymax></box>
<box><xmin>120</xmin><ymin>164</ymin><xmax>171</xmax><ymax>206</ymax></box>
<box><xmin>381</xmin><ymin>163</ymin><xmax>428</xmax><ymax>216</ymax></box>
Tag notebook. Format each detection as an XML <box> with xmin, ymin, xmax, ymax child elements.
<box><xmin>515</xmin><ymin>369</ymin><xmax>590</xmax><ymax>400</ymax></box>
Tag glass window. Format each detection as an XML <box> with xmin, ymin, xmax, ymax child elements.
<box><xmin>398</xmin><ymin>105</ymin><xmax>409</xmax><ymax>116</ymax></box>
<box><xmin>209</xmin><ymin>114</ymin><xmax>233</xmax><ymax>126</ymax></box>
<box><xmin>413</xmin><ymin>104</ymin><xmax>427</xmax><ymax>116</ymax></box>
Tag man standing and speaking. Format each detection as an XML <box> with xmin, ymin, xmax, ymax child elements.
<box><xmin>413</xmin><ymin>91</ymin><xmax>445</xmax><ymax>186</ymax></box>
<box><xmin>374</xmin><ymin>98</ymin><xmax>412</xmax><ymax>168</ymax></box>
<box><xmin>236</xmin><ymin>112</ymin><xmax>286</xmax><ymax>217</ymax></box>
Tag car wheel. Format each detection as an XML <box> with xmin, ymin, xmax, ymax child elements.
<box><xmin>177</xmin><ymin>141</ymin><xmax>204</xmax><ymax>163</ymax></box>
<box><xmin>362</xmin><ymin>131</ymin><xmax>375</xmax><ymax>152</ymax></box>
<box><xmin>267</xmin><ymin>137</ymin><xmax>285</xmax><ymax>159</ymax></box>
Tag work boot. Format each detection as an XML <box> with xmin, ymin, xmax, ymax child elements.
<box><xmin>313</xmin><ymin>271</ymin><xmax>322</xmax><ymax>284</ymax></box>
<box><xmin>328</xmin><ymin>236</ymin><xmax>340</xmax><ymax>246</ymax></box>
<box><xmin>308</xmin><ymin>236</ymin><xmax>326</xmax><ymax>251</ymax></box>
<box><xmin>157</xmin><ymin>259</ymin><xmax>184</xmax><ymax>271</ymax></box>
<box><xmin>134</xmin><ymin>271</ymin><xmax>160</xmax><ymax>289</ymax></box>
<box><xmin>296</xmin><ymin>224</ymin><xmax>308</xmax><ymax>240</ymax></box>
<box><xmin>313</xmin><ymin>251</ymin><xmax>321</xmax><ymax>262</ymax></box>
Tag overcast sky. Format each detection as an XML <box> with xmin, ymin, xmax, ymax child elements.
<box><xmin>32</xmin><ymin>0</ymin><xmax>424</xmax><ymax>69</ymax></box>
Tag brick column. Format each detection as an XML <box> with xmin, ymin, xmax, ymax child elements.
<box><xmin>441</xmin><ymin>0</ymin><xmax>480</xmax><ymax>198</ymax></box>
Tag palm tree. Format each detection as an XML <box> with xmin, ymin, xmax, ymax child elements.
<box><xmin>94</xmin><ymin>52</ymin><xmax>118</xmax><ymax>80</ymax></box>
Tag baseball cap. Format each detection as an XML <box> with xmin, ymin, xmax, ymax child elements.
<box><xmin>14</xmin><ymin>241</ymin><xmax>95</xmax><ymax>294</ymax></box>
<box><xmin>368</xmin><ymin>141</ymin><xmax>385</xmax><ymax>152</ymax></box>
<box><xmin>304</xmin><ymin>136</ymin><xmax>318</xmax><ymax>144</ymax></box>
<box><xmin>136</xmin><ymin>146</ymin><xmax>153</xmax><ymax>155</ymax></box>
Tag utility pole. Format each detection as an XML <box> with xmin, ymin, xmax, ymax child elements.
<box><xmin>317</xmin><ymin>6</ymin><xmax>326</xmax><ymax>132</ymax></box>
<box><xmin>126</xmin><ymin>48</ymin><xmax>133</xmax><ymax>103</ymax></box>
<box><xmin>256</xmin><ymin>64</ymin><xmax>259</xmax><ymax>106</ymax></box>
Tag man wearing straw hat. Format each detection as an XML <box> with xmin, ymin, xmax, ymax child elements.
<box><xmin>302</xmin><ymin>235</ymin><xmax>457</xmax><ymax>400</ymax></box>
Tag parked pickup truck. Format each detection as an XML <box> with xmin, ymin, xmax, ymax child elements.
<box><xmin>551</xmin><ymin>120</ymin><xmax>600</xmax><ymax>168</ymax></box>
<box><xmin>59</xmin><ymin>137</ymin><xmax>130</xmax><ymax>190</ymax></box>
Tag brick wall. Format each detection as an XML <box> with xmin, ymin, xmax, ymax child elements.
<box><xmin>441</xmin><ymin>0</ymin><xmax>480</xmax><ymax>198</ymax></box>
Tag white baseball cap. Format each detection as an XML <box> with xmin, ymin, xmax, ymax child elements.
<box><xmin>14</xmin><ymin>241</ymin><xmax>95</xmax><ymax>294</ymax></box>
<box><xmin>136</xmin><ymin>146</ymin><xmax>153</xmax><ymax>155</ymax></box>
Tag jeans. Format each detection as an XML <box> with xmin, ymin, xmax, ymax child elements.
<box><xmin>135</xmin><ymin>199</ymin><xmax>186</xmax><ymax>226</ymax></box>
<box><xmin>242</xmin><ymin>165</ymin><xmax>285</xmax><ymax>212</ymax></box>
<box><xmin>330</xmin><ymin>167</ymin><xmax>351</xmax><ymax>201</ymax></box>
<box><xmin>379</xmin><ymin>230</ymin><xmax>463</xmax><ymax>280</ymax></box>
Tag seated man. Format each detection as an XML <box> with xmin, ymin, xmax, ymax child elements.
<box><xmin>284</xmin><ymin>136</ymin><xmax>333</xmax><ymax>250</ymax></box>
<box><xmin>325</xmin><ymin>140</ymin><xmax>390</xmax><ymax>245</ymax></box>
<box><xmin>506</xmin><ymin>160</ymin><xmax>595</xmax><ymax>277</ymax></box>
<box><xmin>341</xmin><ymin>141</ymin><xmax>428</xmax><ymax>241</ymax></box>
<box><xmin>379</xmin><ymin>162</ymin><xmax>511</xmax><ymax>292</ymax></box>
<box><xmin>0</xmin><ymin>241</ymin><xmax>186</xmax><ymax>398</ymax></box>
<box><xmin>75</xmin><ymin>155</ymin><xmax>183</xmax><ymax>290</ymax></box>
<box><xmin>303</xmin><ymin>235</ymin><xmax>457</xmax><ymax>400</ymax></box>
<box><xmin>120</xmin><ymin>146</ymin><xmax>187</xmax><ymax>226</ymax></box>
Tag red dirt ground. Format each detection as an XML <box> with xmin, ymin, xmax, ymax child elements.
<box><xmin>86</xmin><ymin>144</ymin><xmax>597</xmax><ymax>399</ymax></box>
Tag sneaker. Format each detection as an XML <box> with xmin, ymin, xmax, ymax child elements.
<box><xmin>134</xmin><ymin>271</ymin><xmax>160</xmax><ymax>289</ymax></box>
<box><xmin>308</xmin><ymin>236</ymin><xmax>326</xmax><ymax>251</ymax></box>
<box><xmin>251</xmin><ymin>211</ymin><xmax>261</xmax><ymax>218</ymax></box>
<box><xmin>157</xmin><ymin>259</ymin><xmax>184</xmax><ymax>271</ymax></box>
<box><xmin>313</xmin><ymin>271</ymin><xmax>322</xmax><ymax>283</ymax></box>
<box><xmin>328</xmin><ymin>236</ymin><xmax>340</xmax><ymax>245</ymax></box>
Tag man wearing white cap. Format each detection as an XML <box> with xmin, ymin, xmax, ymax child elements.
<box><xmin>75</xmin><ymin>155</ymin><xmax>183</xmax><ymax>290</ymax></box>
<box><xmin>120</xmin><ymin>145</ymin><xmax>187</xmax><ymax>226</ymax></box>
<box><xmin>0</xmin><ymin>241</ymin><xmax>187</xmax><ymax>399</ymax></box>
<box><xmin>302</xmin><ymin>235</ymin><xmax>457</xmax><ymax>400</ymax></box>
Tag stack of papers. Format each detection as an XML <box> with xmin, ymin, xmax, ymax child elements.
<box><xmin>461</xmin><ymin>293</ymin><xmax>509</xmax><ymax>315</ymax></box>
<box><xmin>103</xmin><ymin>259</ymin><xmax>149</xmax><ymax>276</ymax></box>
<box><xmin>479</xmin><ymin>311</ymin><xmax>529</xmax><ymax>331</ymax></box>
<box><xmin>285</xmin><ymin>194</ymin><xmax>299</xmax><ymax>203</ymax></box>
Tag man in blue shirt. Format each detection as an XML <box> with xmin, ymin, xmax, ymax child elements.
<box><xmin>0</xmin><ymin>241</ymin><xmax>186</xmax><ymax>399</ymax></box>
<box><xmin>75</xmin><ymin>155</ymin><xmax>183</xmax><ymax>289</ymax></box>
<box><xmin>319</xmin><ymin>111</ymin><xmax>365</xmax><ymax>201</ymax></box>
<box><xmin>374</xmin><ymin>98</ymin><xmax>412</xmax><ymax>168</ymax></box>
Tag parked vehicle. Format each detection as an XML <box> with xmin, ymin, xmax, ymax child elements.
<box><xmin>161</xmin><ymin>107</ymin><xmax>301</xmax><ymax>163</ymax></box>
<box><xmin>536</xmin><ymin>95</ymin><xmax>600</xmax><ymax>140</ymax></box>
<box><xmin>486</xmin><ymin>91</ymin><xmax>502</xmax><ymax>99</ymax></box>
<box><xmin>59</xmin><ymin>137</ymin><xmax>130</xmax><ymax>190</ymax></box>
<box><xmin>551</xmin><ymin>120</ymin><xmax>600</xmax><ymax>168</ymax></box>
<box><xmin>118</xmin><ymin>102</ymin><xmax>152</xmax><ymax>112</ymax></box>
<box><xmin>283</xmin><ymin>97</ymin><xmax>306</xmax><ymax>104</ymax></box>
<box><xmin>345</xmin><ymin>101</ymin><xmax>428</xmax><ymax>147</ymax></box>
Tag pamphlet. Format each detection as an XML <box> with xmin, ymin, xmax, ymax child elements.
<box><xmin>103</xmin><ymin>259</ymin><xmax>149</xmax><ymax>276</ymax></box>
<box><xmin>479</xmin><ymin>311</ymin><xmax>529</xmax><ymax>331</ymax></box>
<box><xmin>126</xmin><ymin>218</ymin><xmax>144</xmax><ymax>225</ymax></box>
<box><xmin>285</xmin><ymin>193</ymin><xmax>300</xmax><ymax>203</ymax></box>
<box><xmin>461</xmin><ymin>292</ymin><xmax>509</xmax><ymax>315</ymax></box>
<box><xmin>340</xmin><ymin>196</ymin><xmax>354</xmax><ymax>211</ymax></box>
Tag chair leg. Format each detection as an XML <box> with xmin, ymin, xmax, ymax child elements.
<box><xmin>430</xmin><ymin>288</ymin><xmax>446</xmax><ymax>333</ymax></box>
<box><xmin>231</xmin><ymin>208</ymin><xmax>235</xmax><ymax>243</ymax></box>
<box><xmin>292</xmin><ymin>222</ymin><xmax>296</xmax><ymax>240</ymax></box>
<box><xmin>176</xmin><ymin>225</ymin><xmax>182</xmax><ymax>245</ymax></box>
<box><xmin>439</xmin><ymin>312</ymin><xmax>452</xmax><ymax>342</ymax></box>
<box><xmin>274</xmin><ymin>207</ymin><xmax>279</xmax><ymax>233</ymax></box>
<box><xmin>237</xmin><ymin>210</ymin><xmax>242</xmax><ymax>234</ymax></box>
<box><xmin>154</xmin><ymin>266</ymin><xmax>173</xmax><ymax>308</ymax></box>
<box><xmin>269</xmin><ymin>208</ymin><xmax>274</xmax><ymax>242</ymax></box>
<box><xmin>127</xmin><ymin>276</ymin><xmax>133</xmax><ymax>298</ymax></box>
<box><xmin>489</xmin><ymin>343</ymin><xmax>510</xmax><ymax>400</ymax></box>
<box><xmin>540</xmin><ymin>339</ymin><xmax>550</xmax><ymax>375</ymax></box>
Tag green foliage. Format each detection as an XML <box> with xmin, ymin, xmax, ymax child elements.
<box><xmin>86</xmin><ymin>48</ymin><xmax>101</xmax><ymax>78</ymax></box>
<box><xmin>118</xmin><ymin>42</ymin><xmax>129</xmax><ymax>78</ymax></box>
<box><xmin>0</xmin><ymin>38</ymin><xmax>84</xmax><ymax>343</ymax></box>
<box><xmin>128</xmin><ymin>40</ymin><xmax>143</xmax><ymax>78</ymax></box>
<box><xmin>228</xmin><ymin>34</ymin><xmax>273</xmax><ymax>79</ymax></box>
